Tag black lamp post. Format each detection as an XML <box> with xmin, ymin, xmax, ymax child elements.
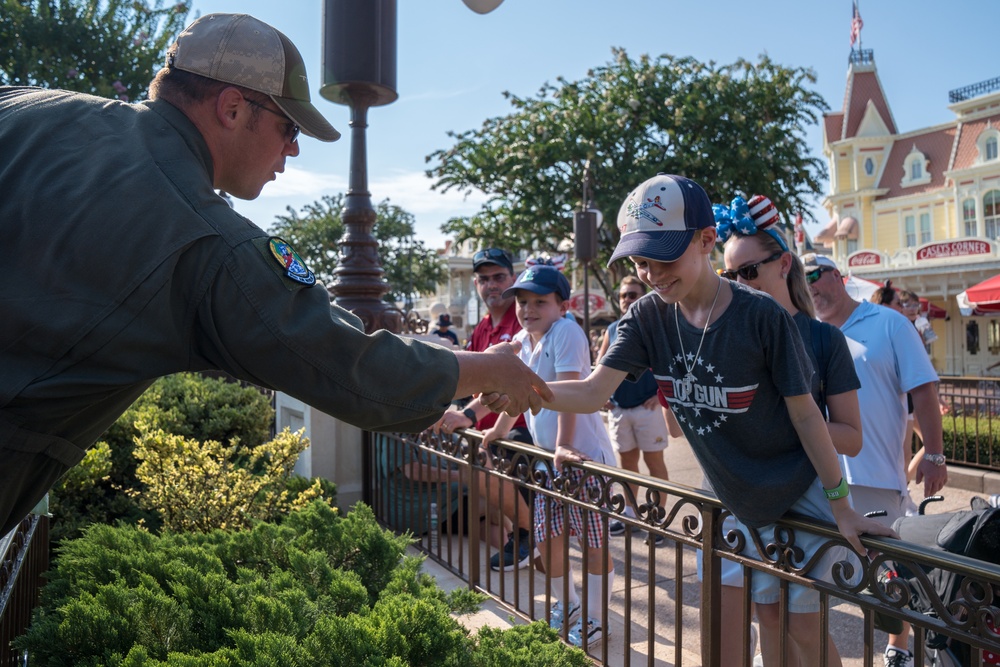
<box><xmin>320</xmin><ymin>0</ymin><xmax>400</xmax><ymax>333</ymax></box>
<box><xmin>574</xmin><ymin>160</ymin><xmax>600</xmax><ymax>335</ymax></box>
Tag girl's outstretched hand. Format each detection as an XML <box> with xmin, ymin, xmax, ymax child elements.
<box><xmin>830</xmin><ymin>501</ymin><xmax>898</xmax><ymax>556</ymax></box>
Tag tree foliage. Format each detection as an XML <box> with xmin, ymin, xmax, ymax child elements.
<box><xmin>270</xmin><ymin>194</ymin><xmax>448</xmax><ymax>305</ymax></box>
<box><xmin>427</xmin><ymin>49</ymin><xmax>829</xmax><ymax>287</ymax></box>
<box><xmin>0</xmin><ymin>0</ymin><xmax>192</xmax><ymax>102</ymax></box>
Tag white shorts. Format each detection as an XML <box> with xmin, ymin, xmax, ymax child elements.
<box><xmin>608</xmin><ymin>403</ymin><xmax>669</xmax><ymax>453</ymax></box>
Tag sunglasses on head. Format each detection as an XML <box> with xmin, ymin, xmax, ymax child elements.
<box><xmin>473</xmin><ymin>248</ymin><xmax>510</xmax><ymax>264</ymax></box>
<box><xmin>720</xmin><ymin>252</ymin><xmax>783</xmax><ymax>282</ymax></box>
<box><xmin>805</xmin><ymin>266</ymin><xmax>835</xmax><ymax>284</ymax></box>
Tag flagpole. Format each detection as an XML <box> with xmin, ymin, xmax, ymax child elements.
<box><xmin>857</xmin><ymin>0</ymin><xmax>862</xmax><ymax>52</ymax></box>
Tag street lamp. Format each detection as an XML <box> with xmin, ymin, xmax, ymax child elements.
<box><xmin>574</xmin><ymin>160</ymin><xmax>601</xmax><ymax>336</ymax></box>
<box><xmin>320</xmin><ymin>0</ymin><xmax>400</xmax><ymax>334</ymax></box>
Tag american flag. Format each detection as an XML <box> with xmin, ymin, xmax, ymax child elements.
<box><xmin>850</xmin><ymin>1</ymin><xmax>864</xmax><ymax>47</ymax></box>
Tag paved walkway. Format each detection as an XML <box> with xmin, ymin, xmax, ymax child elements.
<box><xmin>417</xmin><ymin>432</ymin><xmax>1000</xmax><ymax>665</ymax></box>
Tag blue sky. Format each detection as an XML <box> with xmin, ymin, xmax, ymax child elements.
<box><xmin>189</xmin><ymin>0</ymin><xmax>999</xmax><ymax>247</ymax></box>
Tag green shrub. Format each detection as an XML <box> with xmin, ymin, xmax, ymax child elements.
<box><xmin>942</xmin><ymin>413</ymin><xmax>1000</xmax><ymax>466</ymax></box>
<box><xmin>49</xmin><ymin>373</ymin><xmax>296</xmax><ymax>545</ymax></box>
<box><xmin>15</xmin><ymin>502</ymin><xmax>584</xmax><ymax>666</ymax></box>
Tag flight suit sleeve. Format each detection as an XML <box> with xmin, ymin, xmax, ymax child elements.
<box><xmin>194</xmin><ymin>237</ymin><xmax>458</xmax><ymax>432</ymax></box>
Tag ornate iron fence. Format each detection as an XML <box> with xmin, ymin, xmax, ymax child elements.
<box><xmin>0</xmin><ymin>515</ymin><xmax>48</xmax><ymax>667</ymax></box>
<box><xmin>366</xmin><ymin>429</ymin><xmax>1000</xmax><ymax>666</ymax></box>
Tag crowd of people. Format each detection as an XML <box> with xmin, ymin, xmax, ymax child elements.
<box><xmin>406</xmin><ymin>175</ymin><xmax>953</xmax><ymax>665</ymax></box>
<box><xmin>0</xmin><ymin>10</ymin><xmax>971</xmax><ymax>666</ymax></box>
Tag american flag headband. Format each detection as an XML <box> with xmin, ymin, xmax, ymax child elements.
<box><xmin>712</xmin><ymin>195</ymin><xmax>788</xmax><ymax>252</ymax></box>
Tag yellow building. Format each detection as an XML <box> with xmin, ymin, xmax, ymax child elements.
<box><xmin>819</xmin><ymin>48</ymin><xmax>1000</xmax><ymax>376</ymax></box>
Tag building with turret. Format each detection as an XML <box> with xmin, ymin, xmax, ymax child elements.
<box><xmin>817</xmin><ymin>47</ymin><xmax>1000</xmax><ymax>376</ymax></box>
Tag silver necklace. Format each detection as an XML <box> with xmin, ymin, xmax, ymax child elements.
<box><xmin>674</xmin><ymin>277</ymin><xmax>723</xmax><ymax>382</ymax></box>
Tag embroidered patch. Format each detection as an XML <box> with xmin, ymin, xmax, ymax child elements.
<box><xmin>268</xmin><ymin>237</ymin><xmax>316</xmax><ymax>286</ymax></box>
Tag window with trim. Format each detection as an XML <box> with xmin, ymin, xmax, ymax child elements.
<box><xmin>990</xmin><ymin>321</ymin><xmax>1000</xmax><ymax>355</ymax></box>
<box><xmin>920</xmin><ymin>212</ymin><xmax>931</xmax><ymax>244</ymax></box>
<box><xmin>986</xmin><ymin>190</ymin><xmax>1000</xmax><ymax>240</ymax></box>
<box><xmin>864</xmin><ymin>157</ymin><xmax>875</xmax><ymax>176</ymax></box>
<box><xmin>963</xmin><ymin>198</ymin><xmax>978</xmax><ymax>237</ymax></box>
<box><xmin>977</xmin><ymin>129</ymin><xmax>999</xmax><ymax>163</ymax></box>
<box><xmin>901</xmin><ymin>147</ymin><xmax>931</xmax><ymax>188</ymax></box>
<box><xmin>904</xmin><ymin>215</ymin><xmax>916</xmax><ymax>247</ymax></box>
<box><xmin>847</xmin><ymin>238</ymin><xmax>858</xmax><ymax>254</ymax></box>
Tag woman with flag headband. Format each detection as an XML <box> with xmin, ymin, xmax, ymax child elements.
<box><xmin>718</xmin><ymin>192</ymin><xmax>863</xmax><ymax>666</ymax></box>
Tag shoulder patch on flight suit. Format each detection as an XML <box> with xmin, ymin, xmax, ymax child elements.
<box><xmin>254</xmin><ymin>237</ymin><xmax>316</xmax><ymax>288</ymax></box>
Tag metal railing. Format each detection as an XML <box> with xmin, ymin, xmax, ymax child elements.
<box><xmin>949</xmin><ymin>76</ymin><xmax>1000</xmax><ymax>103</ymax></box>
<box><xmin>366</xmin><ymin>429</ymin><xmax>1000</xmax><ymax>666</ymax></box>
<box><xmin>938</xmin><ymin>378</ymin><xmax>1000</xmax><ymax>470</ymax></box>
<box><xmin>0</xmin><ymin>515</ymin><xmax>49</xmax><ymax>667</ymax></box>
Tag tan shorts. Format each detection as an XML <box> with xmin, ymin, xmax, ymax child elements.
<box><xmin>608</xmin><ymin>403</ymin><xmax>669</xmax><ymax>453</ymax></box>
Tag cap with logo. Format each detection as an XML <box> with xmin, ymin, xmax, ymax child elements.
<box><xmin>501</xmin><ymin>266</ymin><xmax>570</xmax><ymax>300</ymax></box>
<box><xmin>436</xmin><ymin>313</ymin><xmax>452</xmax><ymax>327</ymax></box>
<box><xmin>800</xmin><ymin>253</ymin><xmax>839</xmax><ymax>271</ymax></box>
<box><xmin>608</xmin><ymin>174</ymin><xmax>714</xmax><ymax>266</ymax></box>
<box><xmin>472</xmin><ymin>248</ymin><xmax>514</xmax><ymax>273</ymax></box>
<box><xmin>167</xmin><ymin>13</ymin><xmax>340</xmax><ymax>142</ymax></box>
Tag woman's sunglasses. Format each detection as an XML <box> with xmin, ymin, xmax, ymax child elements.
<box><xmin>805</xmin><ymin>266</ymin><xmax>836</xmax><ymax>284</ymax></box>
<box><xmin>721</xmin><ymin>252</ymin><xmax>783</xmax><ymax>281</ymax></box>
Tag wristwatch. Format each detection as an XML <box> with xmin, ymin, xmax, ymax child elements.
<box><xmin>924</xmin><ymin>453</ymin><xmax>947</xmax><ymax>467</ymax></box>
<box><xmin>461</xmin><ymin>407</ymin><xmax>478</xmax><ymax>425</ymax></box>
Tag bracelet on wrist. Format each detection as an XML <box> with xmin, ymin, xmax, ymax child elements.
<box><xmin>824</xmin><ymin>477</ymin><xmax>850</xmax><ymax>501</ymax></box>
<box><xmin>924</xmin><ymin>453</ymin><xmax>947</xmax><ymax>467</ymax></box>
<box><xmin>461</xmin><ymin>407</ymin><xmax>478</xmax><ymax>424</ymax></box>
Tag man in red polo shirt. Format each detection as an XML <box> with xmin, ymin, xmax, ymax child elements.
<box><xmin>435</xmin><ymin>248</ymin><xmax>535</xmax><ymax>570</ymax></box>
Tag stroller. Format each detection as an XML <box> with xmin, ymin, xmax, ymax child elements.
<box><xmin>890</xmin><ymin>496</ymin><xmax>1000</xmax><ymax>666</ymax></box>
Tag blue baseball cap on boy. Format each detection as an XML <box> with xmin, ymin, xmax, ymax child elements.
<box><xmin>608</xmin><ymin>173</ymin><xmax>714</xmax><ymax>266</ymax></box>
<box><xmin>501</xmin><ymin>266</ymin><xmax>571</xmax><ymax>300</ymax></box>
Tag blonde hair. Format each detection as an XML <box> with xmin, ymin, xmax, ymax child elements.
<box><xmin>724</xmin><ymin>232</ymin><xmax>815</xmax><ymax>318</ymax></box>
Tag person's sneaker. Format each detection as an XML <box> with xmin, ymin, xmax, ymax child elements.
<box><xmin>567</xmin><ymin>616</ymin><xmax>604</xmax><ymax>647</ymax></box>
<box><xmin>490</xmin><ymin>532</ymin><xmax>531</xmax><ymax>571</ymax></box>
<box><xmin>548</xmin><ymin>600</ymin><xmax>580</xmax><ymax>631</ymax></box>
<box><xmin>987</xmin><ymin>493</ymin><xmax>1000</xmax><ymax>509</ymax></box>
<box><xmin>644</xmin><ymin>530</ymin><xmax>665</xmax><ymax>546</ymax></box>
<box><xmin>884</xmin><ymin>647</ymin><xmax>914</xmax><ymax>667</ymax></box>
<box><xmin>608</xmin><ymin>518</ymin><xmax>640</xmax><ymax>536</ymax></box>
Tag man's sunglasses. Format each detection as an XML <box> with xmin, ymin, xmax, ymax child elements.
<box><xmin>619</xmin><ymin>291</ymin><xmax>642</xmax><ymax>300</ymax></box>
<box><xmin>720</xmin><ymin>252</ymin><xmax>783</xmax><ymax>282</ymax></box>
<box><xmin>805</xmin><ymin>266</ymin><xmax>836</xmax><ymax>284</ymax></box>
<box><xmin>245</xmin><ymin>98</ymin><xmax>300</xmax><ymax>143</ymax></box>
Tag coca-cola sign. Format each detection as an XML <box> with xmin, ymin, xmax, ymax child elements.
<box><xmin>848</xmin><ymin>251</ymin><xmax>882</xmax><ymax>267</ymax></box>
<box><xmin>916</xmin><ymin>240</ymin><xmax>992</xmax><ymax>261</ymax></box>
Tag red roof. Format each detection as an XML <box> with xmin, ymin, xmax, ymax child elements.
<box><xmin>952</xmin><ymin>113</ymin><xmax>1000</xmax><ymax>171</ymax></box>
<box><xmin>844</xmin><ymin>71</ymin><xmax>897</xmax><ymax>139</ymax></box>
<box><xmin>824</xmin><ymin>112</ymin><xmax>844</xmax><ymax>143</ymax></box>
<box><xmin>876</xmin><ymin>126</ymin><xmax>957</xmax><ymax>200</ymax></box>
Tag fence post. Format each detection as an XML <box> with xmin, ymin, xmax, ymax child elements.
<box><xmin>700</xmin><ymin>505</ymin><xmax>722</xmax><ymax>667</ymax></box>
<box><xmin>466</xmin><ymin>436</ymin><xmax>481</xmax><ymax>589</ymax></box>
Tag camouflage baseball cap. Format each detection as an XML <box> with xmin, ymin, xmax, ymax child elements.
<box><xmin>168</xmin><ymin>13</ymin><xmax>340</xmax><ymax>142</ymax></box>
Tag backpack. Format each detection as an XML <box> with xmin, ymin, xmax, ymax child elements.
<box><xmin>808</xmin><ymin>318</ymin><xmax>833</xmax><ymax>419</ymax></box>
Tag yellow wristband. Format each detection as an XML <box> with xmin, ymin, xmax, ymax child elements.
<box><xmin>824</xmin><ymin>477</ymin><xmax>850</xmax><ymax>501</ymax></box>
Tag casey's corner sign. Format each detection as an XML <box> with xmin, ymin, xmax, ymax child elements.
<box><xmin>916</xmin><ymin>238</ymin><xmax>994</xmax><ymax>261</ymax></box>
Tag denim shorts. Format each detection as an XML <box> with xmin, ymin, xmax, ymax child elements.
<box><xmin>699</xmin><ymin>477</ymin><xmax>852</xmax><ymax>614</ymax></box>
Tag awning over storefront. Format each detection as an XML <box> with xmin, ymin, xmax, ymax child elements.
<box><xmin>814</xmin><ymin>218</ymin><xmax>838</xmax><ymax>247</ymax></box>
<box><xmin>835</xmin><ymin>216</ymin><xmax>859</xmax><ymax>240</ymax></box>
<box><xmin>957</xmin><ymin>274</ymin><xmax>1000</xmax><ymax>315</ymax></box>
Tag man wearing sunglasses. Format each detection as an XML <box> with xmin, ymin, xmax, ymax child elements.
<box><xmin>0</xmin><ymin>15</ymin><xmax>551</xmax><ymax>537</ymax></box>
<box><xmin>805</xmin><ymin>253</ymin><xmax>947</xmax><ymax>667</ymax></box>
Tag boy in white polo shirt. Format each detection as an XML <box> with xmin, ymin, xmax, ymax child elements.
<box><xmin>482</xmin><ymin>263</ymin><xmax>616</xmax><ymax>649</ymax></box>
